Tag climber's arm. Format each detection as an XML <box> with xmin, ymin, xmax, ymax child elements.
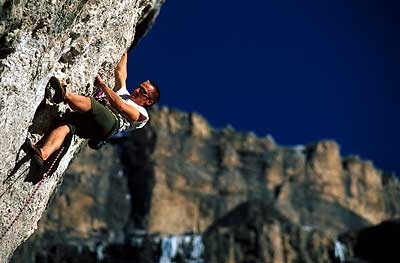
<box><xmin>95</xmin><ymin>74</ymin><xmax>141</xmax><ymax>123</ymax></box>
<box><xmin>113</xmin><ymin>51</ymin><xmax>128</xmax><ymax>92</ymax></box>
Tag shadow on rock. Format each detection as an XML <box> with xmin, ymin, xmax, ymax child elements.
<box><xmin>24</xmin><ymin>134</ymin><xmax>73</xmax><ymax>184</ymax></box>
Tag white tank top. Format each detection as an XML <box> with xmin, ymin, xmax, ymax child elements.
<box><xmin>115</xmin><ymin>87</ymin><xmax>149</xmax><ymax>132</ymax></box>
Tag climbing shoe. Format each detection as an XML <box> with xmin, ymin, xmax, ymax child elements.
<box><xmin>49</xmin><ymin>76</ymin><xmax>66</xmax><ymax>103</ymax></box>
<box><xmin>22</xmin><ymin>139</ymin><xmax>44</xmax><ymax>167</ymax></box>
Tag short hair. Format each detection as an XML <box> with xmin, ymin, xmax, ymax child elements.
<box><xmin>148</xmin><ymin>80</ymin><xmax>160</xmax><ymax>105</ymax></box>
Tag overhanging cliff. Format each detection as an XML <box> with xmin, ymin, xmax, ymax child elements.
<box><xmin>0</xmin><ymin>0</ymin><xmax>164</xmax><ymax>261</ymax></box>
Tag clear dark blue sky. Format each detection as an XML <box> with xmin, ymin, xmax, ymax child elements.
<box><xmin>127</xmin><ymin>1</ymin><xmax>399</xmax><ymax>176</ymax></box>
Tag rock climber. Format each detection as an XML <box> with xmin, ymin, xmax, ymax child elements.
<box><xmin>23</xmin><ymin>51</ymin><xmax>160</xmax><ymax>167</ymax></box>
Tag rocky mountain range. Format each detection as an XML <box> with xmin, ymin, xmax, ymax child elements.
<box><xmin>10</xmin><ymin>106</ymin><xmax>400</xmax><ymax>263</ymax></box>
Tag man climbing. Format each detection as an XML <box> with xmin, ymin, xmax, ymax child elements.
<box><xmin>24</xmin><ymin>51</ymin><xmax>160</xmax><ymax>167</ymax></box>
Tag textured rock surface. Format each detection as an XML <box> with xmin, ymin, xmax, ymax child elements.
<box><xmin>203</xmin><ymin>200</ymin><xmax>334</xmax><ymax>263</ymax></box>
<box><xmin>1</xmin><ymin>1</ymin><xmax>399</xmax><ymax>262</ymax></box>
<box><xmin>0</xmin><ymin>0</ymin><xmax>164</xmax><ymax>261</ymax></box>
<box><xmin>11</xmin><ymin>107</ymin><xmax>400</xmax><ymax>262</ymax></box>
<box><xmin>145</xmin><ymin>108</ymin><xmax>400</xmax><ymax>235</ymax></box>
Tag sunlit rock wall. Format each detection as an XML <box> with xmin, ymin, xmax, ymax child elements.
<box><xmin>0</xmin><ymin>0</ymin><xmax>164</xmax><ymax>261</ymax></box>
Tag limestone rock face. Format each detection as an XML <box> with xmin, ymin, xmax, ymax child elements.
<box><xmin>203</xmin><ymin>200</ymin><xmax>334</xmax><ymax>263</ymax></box>
<box><xmin>0</xmin><ymin>0</ymin><xmax>164</xmax><ymax>261</ymax></box>
<box><xmin>146</xmin><ymin>108</ymin><xmax>399</xmax><ymax>235</ymax></box>
<box><xmin>12</xmin><ymin>106</ymin><xmax>400</xmax><ymax>262</ymax></box>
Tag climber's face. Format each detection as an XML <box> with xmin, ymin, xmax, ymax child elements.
<box><xmin>130</xmin><ymin>80</ymin><xmax>156</xmax><ymax>107</ymax></box>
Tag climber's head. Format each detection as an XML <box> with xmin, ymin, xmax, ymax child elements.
<box><xmin>130</xmin><ymin>80</ymin><xmax>160</xmax><ymax>107</ymax></box>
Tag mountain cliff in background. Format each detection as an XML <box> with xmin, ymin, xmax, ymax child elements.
<box><xmin>0</xmin><ymin>0</ymin><xmax>164</xmax><ymax>262</ymax></box>
<box><xmin>11</xmin><ymin>107</ymin><xmax>400</xmax><ymax>263</ymax></box>
<box><xmin>1</xmin><ymin>1</ymin><xmax>399</xmax><ymax>262</ymax></box>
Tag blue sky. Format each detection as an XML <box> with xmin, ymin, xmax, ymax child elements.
<box><xmin>127</xmin><ymin>1</ymin><xmax>399</xmax><ymax>176</ymax></box>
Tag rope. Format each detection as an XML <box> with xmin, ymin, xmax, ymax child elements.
<box><xmin>0</xmin><ymin>146</ymin><xmax>66</xmax><ymax>242</ymax></box>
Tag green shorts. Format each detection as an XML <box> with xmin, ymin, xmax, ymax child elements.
<box><xmin>61</xmin><ymin>97</ymin><xmax>119</xmax><ymax>140</ymax></box>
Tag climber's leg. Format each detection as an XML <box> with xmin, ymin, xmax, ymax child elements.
<box><xmin>64</xmin><ymin>90</ymin><xmax>92</xmax><ymax>113</ymax></box>
<box><xmin>50</xmin><ymin>76</ymin><xmax>92</xmax><ymax>113</ymax></box>
<box><xmin>39</xmin><ymin>124</ymin><xmax>71</xmax><ymax>161</ymax></box>
<box><xmin>23</xmin><ymin>123</ymin><xmax>70</xmax><ymax>165</ymax></box>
